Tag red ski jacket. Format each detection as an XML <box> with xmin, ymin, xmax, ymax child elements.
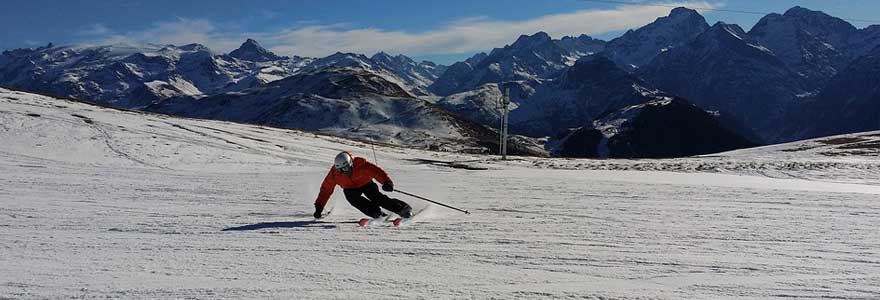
<box><xmin>314</xmin><ymin>157</ymin><xmax>391</xmax><ymax>208</ymax></box>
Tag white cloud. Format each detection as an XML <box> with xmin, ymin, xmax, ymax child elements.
<box><xmin>87</xmin><ymin>2</ymin><xmax>720</xmax><ymax>58</ymax></box>
<box><xmin>90</xmin><ymin>18</ymin><xmax>242</xmax><ymax>52</ymax></box>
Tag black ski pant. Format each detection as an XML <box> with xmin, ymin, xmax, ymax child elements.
<box><xmin>343</xmin><ymin>182</ymin><xmax>412</xmax><ymax>218</ymax></box>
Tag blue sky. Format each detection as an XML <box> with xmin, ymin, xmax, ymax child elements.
<box><xmin>3</xmin><ymin>0</ymin><xmax>880</xmax><ymax>64</ymax></box>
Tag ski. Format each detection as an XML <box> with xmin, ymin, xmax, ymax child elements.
<box><xmin>358</xmin><ymin>214</ymin><xmax>396</xmax><ymax>228</ymax></box>
<box><xmin>358</xmin><ymin>208</ymin><xmax>426</xmax><ymax>228</ymax></box>
<box><xmin>358</xmin><ymin>217</ymin><xmax>384</xmax><ymax>228</ymax></box>
<box><xmin>392</xmin><ymin>217</ymin><xmax>412</xmax><ymax>227</ymax></box>
<box><xmin>393</xmin><ymin>207</ymin><xmax>428</xmax><ymax>228</ymax></box>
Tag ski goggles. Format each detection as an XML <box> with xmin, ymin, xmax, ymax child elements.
<box><xmin>336</xmin><ymin>165</ymin><xmax>352</xmax><ymax>173</ymax></box>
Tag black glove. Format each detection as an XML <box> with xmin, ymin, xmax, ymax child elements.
<box><xmin>313</xmin><ymin>204</ymin><xmax>324</xmax><ymax>219</ymax></box>
<box><xmin>382</xmin><ymin>181</ymin><xmax>394</xmax><ymax>192</ymax></box>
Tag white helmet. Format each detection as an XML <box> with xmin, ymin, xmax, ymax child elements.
<box><xmin>334</xmin><ymin>151</ymin><xmax>353</xmax><ymax>172</ymax></box>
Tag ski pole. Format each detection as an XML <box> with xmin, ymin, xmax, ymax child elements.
<box><xmin>396</xmin><ymin>189</ymin><xmax>470</xmax><ymax>215</ymax></box>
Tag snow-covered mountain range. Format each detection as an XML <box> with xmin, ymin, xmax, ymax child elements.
<box><xmin>435</xmin><ymin>54</ymin><xmax>666</xmax><ymax>136</ymax></box>
<box><xmin>0</xmin><ymin>39</ymin><xmax>443</xmax><ymax>109</ymax></box>
<box><xmin>370</xmin><ymin>52</ymin><xmax>447</xmax><ymax>96</ymax></box>
<box><xmin>2</xmin><ymin>5</ymin><xmax>879</xmax><ymax>157</ymax></box>
<box><xmin>435</xmin><ymin>6</ymin><xmax>880</xmax><ymax>148</ymax></box>
<box><xmin>428</xmin><ymin>32</ymin><xmax>605</xmax><ymax>96</ymax></box>
<box><xmin>435</xmin><ymin>46</ymin><xmax>760</xmax><ymax>154</ymax></box>
<box><xmin>636</xmin><ymin>7</ymin><xmax>880</xmax><ymax>143</ymax></box>
<box><xmin>0</xmin><ymin>41</ymin><xmax>315</xmax><ymax>108</ymax></box>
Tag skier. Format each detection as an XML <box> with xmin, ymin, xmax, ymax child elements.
<box><xmin>313</xmin><ymin>151</ymin><xmax>413</xmax><ymax>222</ymax></box>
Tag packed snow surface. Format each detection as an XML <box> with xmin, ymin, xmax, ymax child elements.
<box><xmin>2</xmin><ymin>88</ymin><xmax>879</xmax><ymax>299</ymax></box>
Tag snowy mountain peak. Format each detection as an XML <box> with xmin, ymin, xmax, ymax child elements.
<box><xmin>710</xmin><ymin>22</ymin><xmax>754</xmax><ymax>42</ymax></box>
<box><xmin>669</xmin><ymin>7</ymin><xmax>701</xmax><ymax>18</ymax></box>
<box><xmin>368</xmin><ymin>51</ymin><xmax>447</xmax><ymax>95</ymax></box>
<box><xmin>749</xmin><ymin>6</ymin><xmax>861</xmax><ymax>85</ymax></box>
<box><xmin>229</xmin><ymin>38</ymin><xmax>286</xmax><ymax>62</ymax></box>
<box><xmin>306</xmin><ymin>52</ymin><xmax>375</xmax><ymax>71</ymax></box>
<box><xmin>659</xmin><ymin>7</ymin><xmax>706</xmax><ymax>24</ymax></box>
<box><xmin>465</xmin><ymin>52</ymin><xmax>488</xmax><ymax>66</ymax></box>
<box><xmin>563</xmin><ymin>34</ymin><xmax>599</xmax><ymax>42</ymax></box>
<box><xmin>559</xmin><ymin>34</ymin><xmax>594</xmax><ymax>45</ymax></box>
<box><xmin>754</xmin><ymin>6</ymin><xmax>857</xmax><ymax>41</ymax></box>
<box><xmin>511</xmin><ymin>32</ymin><xmax>553</xmax><ymax>49</ymax></box>
<box><xmin>557</xmin><ymin>34</ymin><xmax>606</xmax><ymax>56</ymax></box>
<box><xmin>784</xmin><ymin>6</ymin><xmax>829</xmax><ymax>19</ymax></box>
<box><xmin>178</xmin><ymin>43</ymin><xmax>212</xmax><ymax>53</ymax></box>
<box><xmin>242</xmin><ymin>38</ymin><xmax>260</xmax><ymax>46</ymax></box>
<box><xmin>331</xmin><ymin>52</ymin><xmax>370</xmax><ymax>60</ymax></box>
<box><xmin>563</xmin><ymin>55</ymin><xmax>631</xmax><ymax>84</ymax></box>
<box><xmin>790</xmin><ymin>6</ymin><xmax>856</xmax><ymax>35</ymax></box>
<box><xmin>716</xmin><ymin>22</ymin><xmax>743</xmax><ymax>34</ymax></box>
<box><xmin>703</xmin><ymin>22</ymin><xmax>773</xmax><ymax>55</ymax></box>
<box><xmin>371</xmin><ymin>51</ymin><xmax>395</xmax><ymax>61</ymax></box>
<box><xmin>601</xmin><ymin>6</ymin><xmax>709</xmax><ymax>70</ymax></box>
<box><xmin>370</xmin><ymin>51</ymin><xmax>413</xmax><ymax>66</ymax></box>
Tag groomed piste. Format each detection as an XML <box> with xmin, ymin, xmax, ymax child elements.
<box><xmin>2</xmin><ymin>88</ymin><xmax>879</xmax><ymax>299</ymax></box>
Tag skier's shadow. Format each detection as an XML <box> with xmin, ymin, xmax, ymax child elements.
<box><xmin>222</xmin><ymin>220</ymin><xmax>356</xmax><ymax>231</ymax></box>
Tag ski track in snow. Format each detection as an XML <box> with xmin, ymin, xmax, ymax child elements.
<box><xmin>2</xmin><ymin>88</ymin><xmax>880</xmax><ymax>299</ymax></box>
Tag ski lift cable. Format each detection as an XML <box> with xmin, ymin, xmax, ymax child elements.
<box><xmin>579</xmin><ymin>0</ymin><xmax>880</xmax><ymax>24</ymax></box>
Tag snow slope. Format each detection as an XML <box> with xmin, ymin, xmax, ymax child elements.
<box><xmin>2</xmin><ymin>89</ymin><xmax>880</xmax><ymax>299</ymax></box>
